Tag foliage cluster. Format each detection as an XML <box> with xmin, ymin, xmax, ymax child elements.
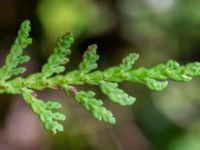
<box><xmin>0</xmin><ymin>20</ymin><xmax>199</xmax><ymax>134</ymax></box>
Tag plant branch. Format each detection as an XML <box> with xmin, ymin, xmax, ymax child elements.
<box><xmin>0</xmin><ymin>20</ymin><xmax>199</xmax><ymax>133</ymax></box>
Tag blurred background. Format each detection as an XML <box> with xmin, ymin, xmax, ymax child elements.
<box><xmin>0</xmin><ymin>0</ymin><xmax>200</xmax><ymax>150</ymax></box>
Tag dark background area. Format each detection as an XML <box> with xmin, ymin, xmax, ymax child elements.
<box><xmin>0</xmin><ymin>0</ymin><xmax>200</xmax><ymax>150</ymax></box>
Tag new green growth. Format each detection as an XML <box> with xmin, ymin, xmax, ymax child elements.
<box><xmin>0</xmin><ymin>20</ymin><xmax>199</xmax><ymax>134</ymax></box>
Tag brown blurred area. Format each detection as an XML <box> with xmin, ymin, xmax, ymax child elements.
<box><xmin>0</xmin><ymin>0</ymin><xmax>200</xmax><ymax>150</ymax></box>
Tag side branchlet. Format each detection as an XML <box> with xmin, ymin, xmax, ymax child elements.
<box><xmin>0</xmin><ymin>20</ymin><xmax>32</xmax><ymax>82</ymax></box>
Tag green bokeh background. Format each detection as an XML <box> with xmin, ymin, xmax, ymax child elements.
<box><xmin>0</xmin><ymin>0</ymin><xmax>199</xmax><ymax>150</ymax></box>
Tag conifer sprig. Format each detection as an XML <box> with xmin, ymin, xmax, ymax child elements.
<box><xmin>0</xmin><ymin>20</ymin><xmax>32</xmax><ymax>82</ymax></box>
<box><xmin>0</xmin><ymin>20</ymin><xmax>199</xmax><ymax>133</ymax></box>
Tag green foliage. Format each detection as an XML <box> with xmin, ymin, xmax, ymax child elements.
<box><xmin>0</xmin><ymin>20</ymin><xmax>32</xmax><ymax>81</ymax></box>
<box><xmin>22</xmin><ymin>89</ymin><xmax>65</xmax><ymax>134</ymax></box>
<box><xmin>100</xmin><ymin>81</ymin><xmax>136</xmax><ymax>106</ymax></box>
<box><xmin>0</xmin><ymin>20</ymin><xmax>199</xmax><ymax>133</ymax></box>
<box><xmin>41</xmin><ymin>33</ymin><xmax>73</xmax><ymax>77</ymax></box>
<box><xmin>75</xmin><ymin>90</ymin><xmax>115</xmax><ymax>124</ymax></box>
<box><xmin>79</xmin><ymin>44</ymin><xmax>99</xmax><ymax>73</ymax></box>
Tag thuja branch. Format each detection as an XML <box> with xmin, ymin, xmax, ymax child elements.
<box><xmin>0</xmin><ymin>20</ymin><xmax>199</xmax><ymax>134</ymax></box>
